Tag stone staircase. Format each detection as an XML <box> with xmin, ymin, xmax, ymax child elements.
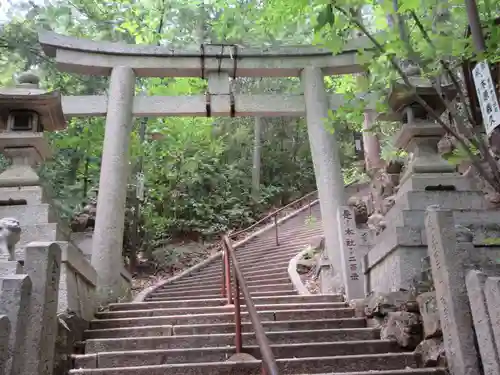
<box><xmin>70</xmin><ymin>204</ymin><xmax>446</xmax><ymax>374</ymax></box>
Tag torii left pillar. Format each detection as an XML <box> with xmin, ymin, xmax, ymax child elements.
<box><xmin>301</xmin><ymin>66</ymin><xmax>346</xmax><ymax>291</ymax></box>
<box><xmin>91</xmin><ymin>66</ymin><xmax>135</xmax><ymax>304</ymax></box>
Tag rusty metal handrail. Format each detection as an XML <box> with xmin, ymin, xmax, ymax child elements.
<box><xmin>228</xmin><ymin>190</ymin><xmax>319</xmax><ymax>245</ymax></box>
<box><xmin>221</xmin><ymin>235</ymin><xmax>280</xmax><ymax>375</ymax></box>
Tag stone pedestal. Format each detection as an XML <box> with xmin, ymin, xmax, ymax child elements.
<box><xmin>363</xmin><ymin>115</ymin><xmax>499</xmax><ymax>293</ymax></box>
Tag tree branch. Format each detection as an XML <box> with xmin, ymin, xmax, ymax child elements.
<box><xmin>332</xmin><ymin>5</ymin><xmax>500</xmax><ymax>191</ymax></box>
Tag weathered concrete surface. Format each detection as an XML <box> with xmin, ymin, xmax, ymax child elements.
<box><xmin>23</xmin><ymin>242</ymin><xmax>62</xmax><ymax>375</ymax></box>
<box><xmin>0</xmin><ymin>274</ymin><xmax>32</xmax><ymax>375</ymax></box>
<box><xmin>91</xmin><ymin>66</ymin><xmax>135</xmax><ymax>305</ymax></box>
<box><xmin>466</xmin><ymin>270</ymin><xmax>500</xmax><ymax>375</ymax></box>
<box><xmin>0</xmin><ymin>315</ymin><xmax>10</xmax><ymax>375</ymax></box>
<box><xmin>38</xmin><ymin>31</ymin><xmax>370</xmax><ymax>77</ymax></box>
<box><xmin>424</xmin><ymin>207</ymin><xmax>481</xmax><ymax>375</ymax></box>
<box><xmin>60</xmin><ymin>93</ymin><xmax>386</xmax><ymax>118</ymax></box>
<box><xmin>301</xmin><ymin>66</ymin><xmax>345</xmax><ymax>291</ymax></box>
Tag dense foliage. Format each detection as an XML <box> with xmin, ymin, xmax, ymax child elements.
<box><xmin>1</xmin><ymin>0</ymin><xmax>499</xmax><ymax>263</ymax></box>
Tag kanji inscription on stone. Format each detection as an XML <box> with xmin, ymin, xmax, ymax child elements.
<box><xmin>337</xmin><ymin>206</ymin><xmax>364</xmax><ymax>299</ymax></box>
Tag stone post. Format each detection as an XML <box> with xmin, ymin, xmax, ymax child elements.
<box><xmin>22</xmin><ymin>242</ymin><xmax>61</xmax><ymax>375</ymax></box>
<box><xmin>337</xmin><ymin>206</ymin><xmax>365</xmax><ymax>299</ymax></box>
<box><xmin>424</xmin><ymin>207</ymin><xmax>481</xmax><ymax>375</ymax></box>
<box><xmin>91</xmin><ymin>66</ymin><xmax>135</xmax><ymax>304</ymax></box>
<box><xmin>301</xmin><ymin>66</ymin><xmax>345</xmax><ymax>288</ymax></box>
<box><xmin>466</xmin><ymin>270</ymin><xmax>500</xmax><ymax>375</ymax></box>
<box><xmin>0</xmin><ymin>315</ymin><xmax>10</xmax><ymax>375</ymax></box>
<box><xmin>0</xmin><ymin>275</ymin><xmax>32</xmax><ymax>375</ymax></box>
<box><xmin>484</xmin><ymin>276</ymin><xmax>500</xmax><ymax>367</ymax></box>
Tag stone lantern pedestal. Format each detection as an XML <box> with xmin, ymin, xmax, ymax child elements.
<box><xmin>360</xmin><ymin>77</ymin><xmax>500</xmax><ymax>294</ymax></box>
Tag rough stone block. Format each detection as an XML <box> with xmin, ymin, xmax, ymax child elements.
<box><xmin>424</xmin><ymin>207</ymin><xmax>481</xmax><ymax>375</ymax></box>
<box><xmin>399</xmin><ymin>191</ymin><xmax>487</xmax><ymax>211</ymax></box>
<box><xmin>0</xmin><ymin>315</ymin><xmax>11</xmax><ymax>375</ymax></box>
<box><xmin>364</xmin><ymin>290</ymin><xmax>416</xmax><ymax>317</ymax></box>
<box><xmin>0</xmin><ymin>261</ymin><xmax>22</xmax><ymax>276</ymax></box>
<box><xmin>0</xmin><ymin>204</ymin><xmax>56</xmax><ymax>225</ymax></box>
<box><xmin>23</xmin><ymin>242</ymin><xmax>62</xmax><ymax>375</ymax></box>
<box><xmin>0</xmin><ymin>186</ymin><xmax>45</xmax><ymax>205</ymax></box>
<box><xmin>417</xmin><ymin>291</ymin><xmax>442</xmax><ymax>339</ymax></box>
<box><xmin>380</xmin><ymin>311</ymin><xmax>422</xmax><ymax>349</ymax></box>
<box><xmin>396</xmin><ymin>173</ymin><xmax>472</xmax><ymax>196</ymax></box>
<box><xmin>465</xmin><ymin>270</ymin><xmax>500</xmax><ymax>375</ymax></box>
<box><xmin>415</xmin><ymin>337</ymin><xmax>447</xmax><ymax>368</ymax></box>
<box><xmin>388</xmin><ymin>209</ymin><xmax>500</xmax><ymax>229</ymax></box>
<box><xmin>0</xmin><ymin>274</ymin><xmax>32</xmax><ymax>375</ymax></box>
<box><xmin>14</xmin><ymin>223</ymin><xmax>64</xmax><ymax>259</ymax></box>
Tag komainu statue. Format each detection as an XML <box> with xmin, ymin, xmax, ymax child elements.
<box><xmin>0</xmin><ymin>218</ymin><xmax>21</xmax><ymax>261</ymax></box>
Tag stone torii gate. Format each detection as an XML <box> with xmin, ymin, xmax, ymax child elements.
<box><xmin>39</xmin><ymin>31</ymin><xmax>373</xmax><ymax>304</ymax></box>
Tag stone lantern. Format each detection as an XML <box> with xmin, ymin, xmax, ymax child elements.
<box><xmin>0</xmin><ymin>72</ymin><xmax>66</xmax><ymax>187</ymax></box>
<box><xmin>387</xmin><ymin>76</ymin><xmax>472</xmax><ymax>196</ymax></box>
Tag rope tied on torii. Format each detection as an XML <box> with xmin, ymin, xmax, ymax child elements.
<box><xmin>201</xmin><ymin>43</ymin><xmax>238</xmax><ymax>118</ymax></box>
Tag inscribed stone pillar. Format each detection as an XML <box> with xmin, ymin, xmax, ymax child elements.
<box><xmin>0</xmin><ymin>275</ymin><xmax>32</xmax><ymax>375</ymax></box>
<box><xmin>0</xmin><ymin>315</ymin><xmax>9</xmax><ymax>375</ymax></box>
<box><xmin>91</xmin><ymin>66</ymin><xmax>135</xmax><ymax>304</ymax></box>
<box><xmin>466</xmin><ymin>270</ymin><xmax>500</xmax><ymax>375</ymax></box>
<box><xmin>301</xmin><ymin>66</ymin><xmax>345</xmax><ymax>286</ymax></box>
<box><xmin>22</xmin><ymin>242</ymin><xmax>61</xmax><ymax>375</ymax></box>
<box><xmin>337</xmin><ymin>206</ymin><xmax>365</xmax><ymax>299</ymax></box>
<box><xmin>424</xmin><ymin>207</ymin><xmax>481</xmax><ymax>375</ymax></box>
<box><xmin>484</xmin><ymin>276</ymin><xmax>500</xmax><ymax>366</ymax></box>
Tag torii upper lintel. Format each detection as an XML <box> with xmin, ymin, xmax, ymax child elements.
<box><xmin>38</xmin><ymin>31</ymin><xmax>370</xmax><ymax>78</ymax></box>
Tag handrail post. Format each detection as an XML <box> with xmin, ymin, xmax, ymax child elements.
<box><xmin>274</xmin><ymin>215</ymin><xmax>279</xmax><ymax>246</ymax></box>
<box><xmin>221</xmin><ymin>248</ymin><xmax>227</xmax><ymax>298</ymax></box>
<box><xmin>233</xmin><ymin>270</ymin><xmax>243</xmax><ymax>353</ymax></box>
<box><xmin>224</xmin><ymin>246</ymin><xmax>233</xmax><ymax>305</ymax></box>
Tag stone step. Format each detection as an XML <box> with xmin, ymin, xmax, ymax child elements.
<box><xmin>98</xmin><ymin>302</ymin><xmax>347</xmax><ymax>318</ymax></box>
<box><xmin>158</xmin><ymin>275</ymin><xmax>292</xmax><ymax>292</ymax></box>
<box><xmin>144</xmin><ymin>289</ymin><xmax>296</xmax><ymax>302</ymax></box>
<box><xmin>150</xmin><ymin>283</ymin><xmax>293</xmax><ymax>298</ymax></box>
<box><xmin>173</xmin><ymin>317</ymin><xmax>365</xmax><ymax>335</ymax></box>
<box><xmin>91</xmin><ymin>308</ymin><xmax>355</xmax><ymax>329</ymax></box>
<box><xmin>236</xmin><ymin>254</ymin><xmax>301</xmax><ymax>268</ymax></box>
<box><xmin>158</xmin><ymin>280</ymin><xmax>293</xmax><ymax>294</ymax></box>
<box><xmin>85</xmin><ymin>318</ymin><xmax>366</xmax><ymax>339</ymax></box>
<box><xmin>167</xmin><ymin>269</ymin><xmax>288</xmax><ymax>287</ymax></box>
<box><xmin>84</xmin><ymin>327</ymin><xmax>380</xmax><ymax>353</ymax></box>
<box><xmin>73</xmin><ymin>340</ymin><xmax>402</xmax><ymax>368</ymax></box>
<box><xmin>69</xmin><ymin>352</ymin><xmax>416</xmax><ymax>374</ymax></box>
<box><xmin>235</xmin><ymin>237</ymin><xmax>318</xmax><ymax>255</ymax></box>
<box><xmin>109</xmin><ymin>294</ymin><xmax>342</xmax><ymax>311</ymax></box>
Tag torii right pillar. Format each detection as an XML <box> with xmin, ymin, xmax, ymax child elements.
<box><xmin>301</xmin><ymin>66</ymin><xmax>346</xmax><ymax>292</ymax></box>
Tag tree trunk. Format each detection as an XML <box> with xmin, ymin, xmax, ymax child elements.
<box><xmin>252</xmin><ymin>117</ymin><xmax>263</xmax><ymax>201</ymax></box>
<box><xmin>363</xmin><ymin>111</ymin><xmax>384</xmax><ymax>173</ymax></box>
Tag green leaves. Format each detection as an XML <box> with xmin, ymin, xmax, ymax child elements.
<box><xmin>315</xmin><ymin>4</ymin><xmax>335</xmax><ymax>32</ymax></box>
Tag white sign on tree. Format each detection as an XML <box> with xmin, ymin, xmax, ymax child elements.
<box><xmin>472</xmin><ymin>61</ymin><xmax>500</xmax><ymax>136</ymax></box>
<box><xmin>136</xmin><ymin>172</ymin><xmax>145</xmax><ymax>201</ymax></box>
